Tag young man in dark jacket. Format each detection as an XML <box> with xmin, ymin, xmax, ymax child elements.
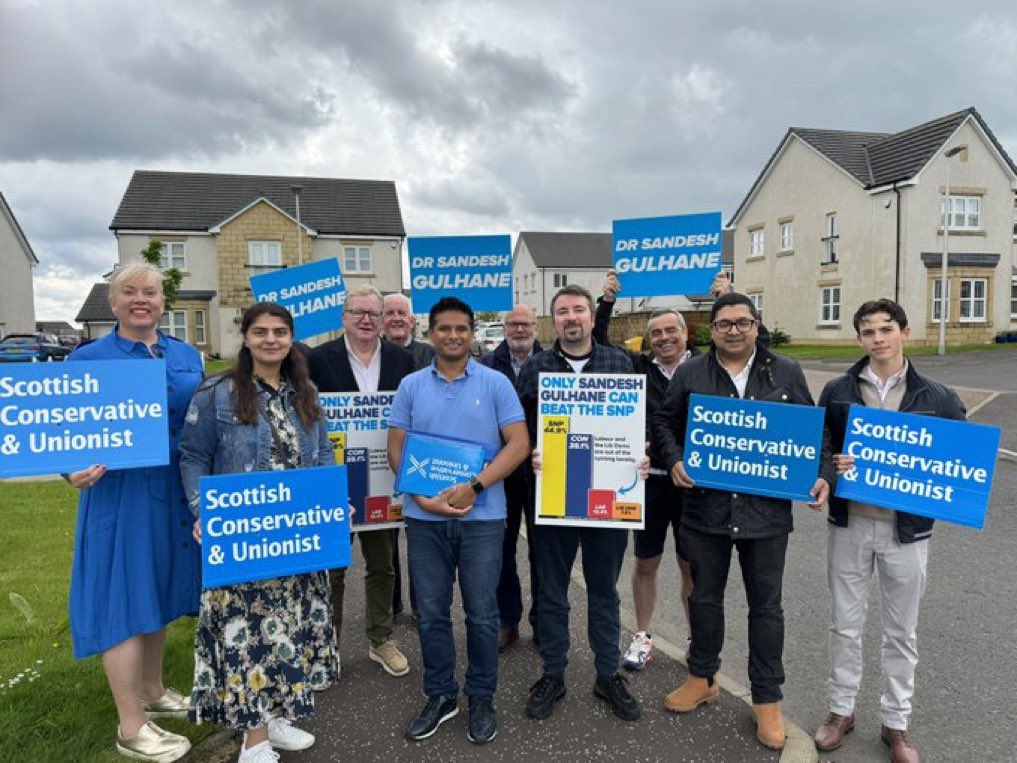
<box><xmin>652</xmin><ymin>292</ymin><xmax>833</xmax><ymax>751</ymax></box>
<box><xmin>813</xmin><ymin>299</ymin><xmax>964</xmax><ymax>763</ymax></box>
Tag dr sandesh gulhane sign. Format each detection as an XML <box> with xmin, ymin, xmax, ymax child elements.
<box><xmin>200</xmin><ymin>465</ymin><xmax>352</xmax><ymax>588</ymax></box>
<box><xmin>612</xmin><ymin>212</ymin><xmax>723</xmax><ymax>297</ymax></box>
<box><xmin>681</xmin><ymin>393</ymin><xmax>825</xmax><ymax>503</ymax></box>
<box><xmin>407</xmin><ymin>235</ymin><xmax>512</xmax><ymax>313</ymax></box>
<box><xmin>0</xmin><ymin>359</ymin><xmax>169</xmax><ymax>478</ymax></box>
<box><xmin>836</xmin><ymin>405</ymin><xmax>1000</xmax><ymax>529</ymax></box>
<box><xmin>250</xmin><ymin>258</ymin><xmax>346</xmax><ymax>341</ymax></box>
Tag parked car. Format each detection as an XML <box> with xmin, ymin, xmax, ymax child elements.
<box><xmin>471</xmin><ymin>324</ymin><xmax>505</xmax><ymax>357</ymax></box>
<box><xmin>0</xmin><ymin>333</ymin><xmax>72</xmax><ymax>362</ymax></box>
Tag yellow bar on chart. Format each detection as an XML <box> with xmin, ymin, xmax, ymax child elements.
<box><xmin>540</xmin><ymin>416</ymin><xmax>569</xmax><ymax>518</ymax></box>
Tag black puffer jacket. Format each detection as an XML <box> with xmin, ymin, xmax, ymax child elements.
<box><xmin>653</xmin><ymin>342</ymin><xmax>834</xmax><ymax>539</ymax></box>
<box><xmin>819</xmin><ymin>356</ymin><xmax>966</xmax><ymax>543</ymax></box>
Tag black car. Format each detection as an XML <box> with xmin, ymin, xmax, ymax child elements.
<box><xmin>0</xmin><ymin>333</ymin><xmax>72</xmax><ymax>362</ymax></box>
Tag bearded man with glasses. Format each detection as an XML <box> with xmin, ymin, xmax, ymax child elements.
<box><xmin>652</xmin><ymin>292</ymin><xmax>833</xmax><ymax>751</ymax></box>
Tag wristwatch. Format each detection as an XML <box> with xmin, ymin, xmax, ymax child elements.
<box><xmin>470</xmin><ymin>477</ymin><xmax>486</xmax><ymax>495</ymax></box>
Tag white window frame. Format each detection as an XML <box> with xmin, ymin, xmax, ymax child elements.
<box><xmin>748</xmin><ymin>228</ymin><xmax>764</xmax><ymax>257</ymax></box>
<box><xmin>931</xmin><ymin>279</ymin><xmax>951</xmax><ymax>322</ymax></box>
<box><xmin>819</xmin><ymin>286</ymin><xmax>841</xmax><ymax>324</ymax></box>
<box><xmin>248</xmin><ymin>240</ymin><xmax>282</xmax><ymax>275</ymax></box>
<box><xmin>748</xmin><ymin>293</ymin><xmax>763</xmax><ymax>320</ymax></box>
<box><xmin>959</xmin><ymin>277</ymin><xmax>987</xmax><ymax>323</ymax></box>
<box><xmin>343</xmin><ymin>245</ymin><xmax>372</xmax><ymax>274</ymax></box>
<box><xmin>779</xmin><ymin>222</ymin><xmax>793</xmax><ymax>252</ymax></box>
<box><xmin>822</xmin><ymin>213</ymin><xmax>838</xmax><ymax>263</ymax></box>
<box><xmin>1011</xmin><ymin>276</ymin><xmax>1017</xmax><ymax>319</ymax></box>
<box><xmin>942</xmin><ymin>195</ymin><xmax>981</xmax><ymax>231</ymax></box>
<box><xmin>159</xmin><ymin>310</ymin><xmax>187</xmax><ymax>342</ymax></box>
<box><xmin>159</xmin><ymin>241</ymin><xmax>186</xmax><ymax>270</ymax></box>
<box><xmin>553</xmin><ymin>273</ymin><xmax>568</xmax><ymax>287</ymax></box>
<box><xmin>194</xmin><ymin>309</ymin><xmax>206</xmax><ymax>345</ymax></box>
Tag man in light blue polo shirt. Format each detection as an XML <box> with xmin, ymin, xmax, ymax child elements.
<box><xmin>388</xmin><ymin>296</ymin><xmax>530</xmax><ymax>746</ymax></box>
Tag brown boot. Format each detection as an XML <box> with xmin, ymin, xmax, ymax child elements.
<box><xmin>664</xmin><ymin>676</ymin><xmax>719</xmax><ymax>713</ymax></box>
<box><xmin>753</xmin><ymin>702</ymin><xmax>786</xmax><ymax>750</ymax></box>
<box><xmin>881</xmin><ymin>725</ymin><xmax>920</xmax><ymax>763</ymax></box>
<box><xmin>814</xmin><ymin>712</ymin><xmax>854</xmax><ymax>751</ymax></box>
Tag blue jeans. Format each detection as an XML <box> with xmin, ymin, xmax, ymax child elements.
<box><xmin>533</xmin><ymin>523</ymin><xmax>628</xmax><ymax>679</ymax></box>
<box><xmin>406</xmin><ymin>518</ymin><xmax>505</xmax><ymax>699</ymax></box>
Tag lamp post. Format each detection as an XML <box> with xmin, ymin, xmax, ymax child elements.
<box><xmin>291</xmin><ymin>184</ymin><xmax>304</xmax><ymax>265</ymax></box>
<box><xmin>937</xmin><ymin>145</ymin><xmax>967</xmax><ymax>356</ymax></box>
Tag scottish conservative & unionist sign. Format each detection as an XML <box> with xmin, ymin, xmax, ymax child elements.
<box><xmin>535</xmin><ymin>373</ymin><xmax>647</xmax><ymax>529</ymax></box>
<box><xmin>320</xmin><ymin>391</ymin><xmax>403</xmax><ymax>531</ymax></box>
<box><xmin>835</xmin><ymin>406</ymin><xmax>999</xmax><ymax>529</ymax></box>
<box><xmin>407</xmin><ymin>235</ymin><xmax>512</xmax><ymax>313</ymax></box>
<box><xmin>682</xmin><ymin>393</ymin><xmax>824</xmax><ymax>502</ymax></box>
<box><xmin>613</xmin><ymin>212</ymin><xmax>723</xmax><ymax>297</ymax></box>
<box><xmin>200</xmin><ymin>465</ymin><xmax>352</xmax><ymax>588</ymax></box>
<box><xmin>250</xmin><ymin>257</ymin><xmax>346</xmax><ymax>341</ymax></box>
<box><xmin>394</xmin><ymin>431</ymin><xmax>492</xmax><ymax>501</ymax></box>
<box><xmin>0</xmin><ymin>359</ymin><xmax>169</xmax><ymax>478</ymax></box>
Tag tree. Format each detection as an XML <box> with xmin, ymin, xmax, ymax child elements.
<box><xmin>139</xmin><ymin>240</ymin><xmax>183</xmax><ymax>309</ymax></box>
<box><xmin>475</xmin><ymin>311</ymin><xmax>501</xmax><ymax>323</ymax></box>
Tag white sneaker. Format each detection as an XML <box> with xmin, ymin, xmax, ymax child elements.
<box><xmin>622</xmin><ymin>631</ymin><xmax>653</xmax><ymax>670</ymax></box>
<box><xmin>267</xmin><ymin>717</ymin><xmax>315</xmax><ymax>751</ymax></box>
<box><xmin>237</xmin><ymin>740</ymin><xmax>279</xmax><ymax>762</ymax></box>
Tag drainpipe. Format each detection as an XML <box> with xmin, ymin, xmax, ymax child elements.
<box><xmin>893</xmin><ymin>183</ymin><xmax>902</xmax><ymax>302</ymax></box>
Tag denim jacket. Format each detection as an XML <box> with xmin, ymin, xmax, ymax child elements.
<box><xmin>179</xmin><ymin>376</ymin><xmax>334</xmax><ymax>516</ymax></box>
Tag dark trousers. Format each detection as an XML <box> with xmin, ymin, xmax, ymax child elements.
<box><xmin>680</xmin><ymin>524</ymin><xmax>788</xmax><ymax>704</ymax></box>
<box><xmin>329</xmin><ymin>528</ymin><xmax>395</xmax><ymax>648</ymax></box>
<box><xmin>533</xmin><ymin>523</ymin><xmax>628</xmax><ymax>679</ymax></box>
<box><xmin>496</xmin><ymin>475</ymin><xmax>538</xmax><ymax>631</ymax></box>
<box><xmin>392</xmin><ymin>528</ymin><xmax>417</xmax><ymax>614</ymax></box>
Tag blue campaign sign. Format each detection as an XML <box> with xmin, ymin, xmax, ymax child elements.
<box><xmin>613</xmin><ymin>212</ymin><xmax>723</xmax><ymax>297</ymax></box>
<box><xmin>200</xmin><ymin>465</ymin><xmax>352</xmax><ymax>589</ymax></box>
<box><xmin>394</xmin><ymin>430</ymin><xmax>493</xmax><ymax>501</ymax></box>
<box><xmin>408</xmin><ymin>235</ymin><xmax>512</xmax><ymax>313</ymax></box>
<box><xmin>250</xmin><ymin>258</ymin><xmax>346</xmax><ymax>341</ymax></box>
<box><xmin>0</xmin><ymin>359</ymin><xmax>169</xmax><ymax>478</ymax></box>
<box><xmin>682</xmin><ymin>393</ymin><xmax>825</xmax><ymax>502</ymax></box>
<box><xmin>835</xmin><ymin>406</ymin><xmax>999</xmax><ymax>529</ymax></box>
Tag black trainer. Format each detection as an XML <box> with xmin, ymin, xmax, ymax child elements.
<box><xmin>405</xmin><ymin>694</ymin><xmax>459</xmax><ymax>741</ymax></box>
<box><xmin>593</xmin><ymin>673</ymin><xmax>641</xmax><ymax>721</ymax></box>
<box><xmin>466</xmin><ymin>696</ymin><xmax>497</xmax><ymax>744</ymax></box>
<box><xmin>526</xmin><ymin>673</ymin><xmax>566</xmax><ymax>719</ymax></box>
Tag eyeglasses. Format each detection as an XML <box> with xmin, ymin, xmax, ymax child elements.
<box><xmin>346</xmin><ymin>309</ymin><xmax>382</xmax><ymax>321</ymax></box>
<box><xmin>711</xmin><ymin>318</ymin><xmax>757</xmax><ymax>332</ymax></box>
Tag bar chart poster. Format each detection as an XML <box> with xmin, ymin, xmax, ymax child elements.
<box><xmin>535</xmin><ymin>373</ymin><xmax>646</xmax><ymax>529</ymax></box>
<box><xmin>319</xmin><ymin>391</ymin><xmax>403</xmax><ymax>531</ymax></box>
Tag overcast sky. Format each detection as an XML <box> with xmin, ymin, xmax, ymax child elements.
<box><xmin>2</xmin><ymin>0</ymin><xmax>1017</xmax><ymax>324</ymax></box>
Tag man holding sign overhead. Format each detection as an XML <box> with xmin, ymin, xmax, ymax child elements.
<box><xmin>652</xmin><ymin>292</ymin><xmax>832</xmax><ymax>751</ymax></box>
<box><xmin>814</xmin><ymin>300</ymin><xmax>965</xmax><ymax>763</ymax></box>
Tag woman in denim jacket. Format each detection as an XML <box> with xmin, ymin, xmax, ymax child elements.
<box><xmin>179</xmin><ymin>302</ymin><xmax>338</xmax><ymax>763</ymax></box>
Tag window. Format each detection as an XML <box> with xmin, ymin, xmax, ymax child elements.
<box><xmin>779</xmin><ymin>222</ymin><xmax>793</xmax><ymax>252</ymax></box>
<box><xmin>959</xmin><ymin>278</ymin><xmax>987</xmax><ymax>322</ymax></box>
<box><xmin>158</xmin><ymin>241</ymin><xmax>186</xmax><ymax>270</ymax></box>
<box><xmin>748</xmin><ymin>293</ymin><xmax>763</xmax><ymax>320</ymax></box>
<box><xmin>942</xmin><ymin>195</ymin><xmax>981</xmax><ymax>230</ymax></box>
<box><xmin>553</xmin><ymin>273</ymin><xmax>568</xmax><ymax>287</ymax></box>
<box><xmin>748</xmin><ymin>228</ymin><xmax>764</xmax><ymax>257</ymax></box>
<box><xmin>248</xmin><ymin>241</ymin><xmax>282</xmax><ymax>274</ymax></box>
<box><xmin>822</xmin><ymin>213</ymin><xmax>838</xmax><ymax>263</ymax></box>
<box><xmin>931</xmin><ymin>279</ymin><xmax>951</xmax><ymax>322</ymax></box>
<box><xmin>343</xmin><ymin>245</ymin><xmax>372</xmax><ymax>274</ymax></box>
<box><xmin>1011</xmin><ymin>277</ymin><xmax>1017</xmax><ymax>318</ymax></box>
<box><xmin>159</xmin><ymin>310</ymin><xmax>187</xmax><ymax>341</ymax></box>
<box><xmin>194</xmin><ymin>310</ymin><xmax>206</xmax><ymax>345</ymax></box>
<box><xmin>820</xmin><ymin>286</ymin><xmax>840</xmax><ymax>324</ymax></box>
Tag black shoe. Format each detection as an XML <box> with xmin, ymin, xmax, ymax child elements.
<box><xmin>525</xmin><ymin>673</ymin><xmax>566</xmax><ymax>720</ymax></box>
<box><xmin>466</xmin><ymin>697</ymin><xmax>497</xmax><ymax>744</ymax></box>
<box><xmin>593</xmin><ymin>673</ymin><xmax>641</xmax><ymax>721</ymax></box>
<box><xmin>405</xmin><ymin>694</ymin><xmax>459</xmax><ymax>741</ymax></box>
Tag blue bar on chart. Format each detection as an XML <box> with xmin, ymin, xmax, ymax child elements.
<box><xmin>565</xmin><ymin>433</ymin><xmax>594</xmax><ymax>518</ymax></box>
<box><xmin>345</xmin><ymin>448</ymin><xmax>369</xmax><ymax>518</ymax></box>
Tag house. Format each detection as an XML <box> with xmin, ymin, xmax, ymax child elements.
<box><xmin>513</xmin><ymin>229</ymin><xmax>733</xmax><ymax>316</ymax></box>
<box><xmin>729</xmin><ymin>107</ymin><xmax>1017</xmax><ymax>345</ymax></box>
<box><xmin>0</xmin><ymin>192</ymin><xmax>38</xmax><ymax>338</ymax></box>
<box><xmin>108</xmin><ymin>170</ymin><xmax>405</xmax><ymax>356</ymax></box>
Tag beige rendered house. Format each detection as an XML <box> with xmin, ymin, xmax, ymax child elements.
<box><xmin>0</xmin><ymin>192</ymin><xmax>38</xmax><ymax>338</ymax></box>
<box><xmin>105</xmin><ymin>170</ymin><xmax>405</xmax><ymax>357</ymax></box>
<box><xmin>729</xmin><ymin>107</ymin><xmax>1017</xmax><ymax>345</ymax></box>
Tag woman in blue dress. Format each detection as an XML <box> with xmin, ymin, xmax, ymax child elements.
<box><xmin>179</xmin><ymin>302</ymin><xmax>339</xmax><ymax>763</ymax></box>
<box><xmin>66</xmin><ymin>262</ymin><xmax>203</xmax><ymax>761</ymax></box>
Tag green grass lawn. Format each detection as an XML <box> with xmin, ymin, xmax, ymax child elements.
<box><xmin>0</xmin><ymin>480</ymin><xmax>217</xmax><ymax>761</ymax></box>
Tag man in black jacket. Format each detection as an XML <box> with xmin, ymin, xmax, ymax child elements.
<box><xmin>652</xmin><ymin>292</ymin><xmax>832</xmax><ymax>751</ymax></box>
<box><xmin>307</xmin><ymin>286</ymin><xmax>416</xmax><ymax>679</ymax></box>
<box><xmin>480</xmin><ymin>304</ymin><xmax>542</xmax><ymax>651</ymax></box>
<box><xmin>813</xmin><ymin>300</ymin><xmax>964</xmax><ymax>763</ymax></box>
<box><xmin>593</xmin><ymin>272</ymin><xmax>696</xmax><ymax>671</ymax></box>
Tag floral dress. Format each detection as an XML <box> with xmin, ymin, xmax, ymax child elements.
<box><xmin>190</xmin><ymin>379</ymin><xmax>339</xmax><ymax>730</ymax></box>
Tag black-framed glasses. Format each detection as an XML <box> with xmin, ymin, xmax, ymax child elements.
<box><xmin>711</xmin><ymin>318</ymin><xmax>757</xmax><ymax>332</ymax></box>
<box><xmin>346</xmin><ymin>309</ymin><xmax>383</xmax><ymax>321</ymax></box>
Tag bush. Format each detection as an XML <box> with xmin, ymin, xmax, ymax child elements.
<box><xmin>691</xmin><ymin>323</ymin><xmax>712</xmax><ymax>347</ymax></box>
<box><xmin>769</xmin><ymin>326</ymin><xmax>791</xmax><ymax>347</ymax></box>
